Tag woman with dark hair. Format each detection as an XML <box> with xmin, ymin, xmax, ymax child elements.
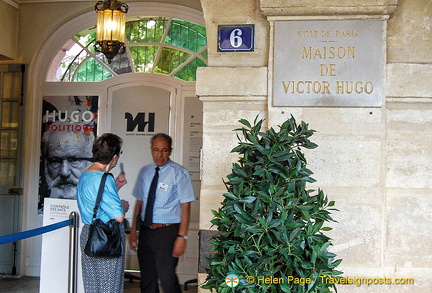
<box><xmin>77</xmin><ymin>133</ymin><xmax>129</xmax><ymax>292</ymax></box>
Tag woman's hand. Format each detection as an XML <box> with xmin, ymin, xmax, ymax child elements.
<box><xmin>121</xmin><ymin>199</ymin><xmax>130</xmax><ymax>213</ymax></box>
<box><xmin>116</xmin><ymin>172</ymin><xmax>127</xmax><ymax>190</ymax></box>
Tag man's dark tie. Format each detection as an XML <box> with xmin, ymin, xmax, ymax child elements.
<box><xmin>144</xmin><ymin>167</ymin><xmax>159</xmax><ymax>226</ymax></box>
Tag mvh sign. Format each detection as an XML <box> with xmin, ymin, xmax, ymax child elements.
<box><xmin>125</xmin><ymin>112</ymin><xmax>155</xmax><ymax>132</ymax></box>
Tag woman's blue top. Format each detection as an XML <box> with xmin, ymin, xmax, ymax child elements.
<box><xmin>77</xmin><ymin>172</ymin><xmax>124</xmax><ymax>225</ymax></box>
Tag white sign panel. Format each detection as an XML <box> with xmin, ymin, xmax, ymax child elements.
<box><xmin>182</xmin><ymin>96</ymin><xmax>203</xmax><ymax>183</ymax></box>
<box><xmin>110</xmin><ymin>85</ymin><xmax>170</xmax><ymax>220</ymax></box>
<box><xmin>273</xmin><ymin>20</ymin><xmax>383</xmax><ymax>107</ymax></box>
<box><xmin>40</xmin><ymin>198</ymin><xmax>84</xmax><ymax>293</ymax></box>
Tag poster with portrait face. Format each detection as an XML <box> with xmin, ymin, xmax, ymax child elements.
<box><xmin>38</xmin><ymin>96</ymin><xmax>98</xmax><ymax>211</ymax></box>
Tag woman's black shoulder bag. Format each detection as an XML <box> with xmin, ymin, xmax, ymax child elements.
<box><xmin>84</xmin><ymin>173</ymin><xmax>124</xmax><ymax>258</ymax></box>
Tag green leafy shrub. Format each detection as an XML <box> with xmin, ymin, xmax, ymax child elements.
<box><xmin>203</xmin><ymin>115</ymin><xmax>342</xmax><ymax>293</ymax></box>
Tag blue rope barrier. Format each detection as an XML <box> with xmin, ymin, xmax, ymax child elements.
<box><xmin>0</xmin><ymin>218</ymin><xmax>73</xmax><ymax>245</ymax></box>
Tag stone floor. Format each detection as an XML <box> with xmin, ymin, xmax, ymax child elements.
<box><xmin>0</xmin><ymin>275</ymin><xmax>198</xmax><ymax>293</ymax></box>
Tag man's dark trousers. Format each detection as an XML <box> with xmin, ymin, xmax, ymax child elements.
<box><xmin>137</xmin><ymin>223</ymin><xmax>182</xmax><ymax>293</ymax></box>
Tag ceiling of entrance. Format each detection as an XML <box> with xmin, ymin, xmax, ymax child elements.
<box><xmin>12</xmin><ymin>0</ymin><xmax>94</xmax><ymax>3</ymax></box>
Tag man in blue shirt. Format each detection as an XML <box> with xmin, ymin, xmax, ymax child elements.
<box><xmin>129</xmin><ymin>133</ymin><xmax>195</xmax><ymax>293</ymax></box>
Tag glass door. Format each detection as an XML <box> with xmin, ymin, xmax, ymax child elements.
<box><xmin>0</xmin><ymin>64</ymin><xmax>24</xmax><ymax>275</ymax></box>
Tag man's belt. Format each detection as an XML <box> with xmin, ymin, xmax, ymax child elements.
<box><xmin>144</xmin><ymin>223</ymin><xmax>177</xmax><ymax>229</ymax></box>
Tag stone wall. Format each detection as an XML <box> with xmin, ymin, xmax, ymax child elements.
<box><xmin>197</xmin><ymin>0</ymin><xmax>432</xmax><ymax>291</ymax></box>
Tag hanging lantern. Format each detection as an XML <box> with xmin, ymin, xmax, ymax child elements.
<box><xmin>94</xmin><ymin>0</ymin><xmax>128</xmax><ymax>64</ymax></box>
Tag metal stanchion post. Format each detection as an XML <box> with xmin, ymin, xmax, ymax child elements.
<box><xmin>68</xmin><ymin>212</ymin><xmax>79</xmax><ymax>293</ymax></box>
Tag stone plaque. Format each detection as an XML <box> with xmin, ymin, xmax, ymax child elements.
<box><xmin>273</xmin><ymin>20</ymin><xmax>383</xmax><ymax>107</ymax></box>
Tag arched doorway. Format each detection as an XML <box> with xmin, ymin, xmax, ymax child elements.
<box><xmin>24</xmin><ymin>2</ymin><xmax>205</xmax><ymax>281</ymax></box>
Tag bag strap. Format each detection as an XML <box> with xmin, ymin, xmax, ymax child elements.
<box><xmin>91</xmin><ymin>173</ymin><xmax>112</xmax><ymax>221</ymax></box>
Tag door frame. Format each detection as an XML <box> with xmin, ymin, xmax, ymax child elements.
<box><xmin>104</xmin><ymin>75</ymin><xmax>201</xmax><ymax>283</ymax></box>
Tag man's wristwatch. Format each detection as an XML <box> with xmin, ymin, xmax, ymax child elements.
<box><xmin>177</xmin><ymin>234</ymin><xmax>188</xmax><ymax>239</ymax></box>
